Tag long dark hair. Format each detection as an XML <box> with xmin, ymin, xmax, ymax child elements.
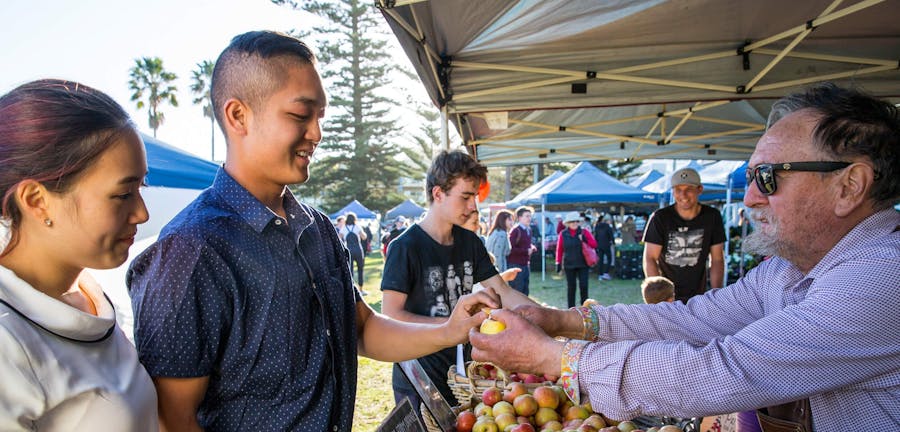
<box><xmin>488</xmin><ymin>209</ymin><xmax>514</xmax><ymax>235</ymax></box>
<box><xmin>0</xmin><ymin>79</ymin><xmax>133</xmax><ymax>254</ymax></box>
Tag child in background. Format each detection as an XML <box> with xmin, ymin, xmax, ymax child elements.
<box><xmin>641</xmin><ymin>276</ymin><xmax>675</xmax><ymax>304</ymax></box>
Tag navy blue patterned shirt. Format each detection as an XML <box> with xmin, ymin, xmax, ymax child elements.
<box><xmin>129</xmin><ymin>169</ymin><xmax>359</xmax><ymax>431</ymax></box>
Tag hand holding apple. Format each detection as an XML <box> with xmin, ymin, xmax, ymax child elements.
<box><xmin>469</xmin><ymin>309</ymin><xmax>565</xmax><ymax>378</ymax></box>
<box><xmin>442</xmin><ymin>290</ymin><xmax>501</xmax><ymax>346</ymax></box>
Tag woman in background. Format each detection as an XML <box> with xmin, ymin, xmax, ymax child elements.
<box><xmin>484</xmin><ymin>209</ymin><xmax>513</xmax><ymax>271</ymax></box>
<box><xmin>555</xmin><ymin>212</ymin><xmax>597</xmax><ymax>308</ymax></box>
<box><xmin>0</xmin><ymin>79</ymin><xmax>157</xmax><ymax>431</ymax></box>
<box><xmin>338</xmin><ymin>212</ymin><xmax>368</xmax><ymax>288</ymax></box>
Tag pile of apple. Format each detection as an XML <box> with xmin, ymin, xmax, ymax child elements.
<box><xmin>469</xmin><ymin>363</ymin><xmax>557</xmax><ymax>385</ymax></box>
<box><xmin>453</xmin><ymin>382</ymin><xmax>684</xmax><ymax>432</ymax></box>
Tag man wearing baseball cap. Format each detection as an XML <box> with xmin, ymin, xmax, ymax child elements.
<box><xmin>642</xmin><ymin>167</ymin><xmax>726</xmax><ymax>302</ymax></box>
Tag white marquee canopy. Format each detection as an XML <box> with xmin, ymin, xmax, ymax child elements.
<box><xmin>380</xmin><ymin>0</ymin><xmax>900</xmax><ymax>166</ymax></box>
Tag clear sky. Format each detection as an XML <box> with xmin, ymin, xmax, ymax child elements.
<box><xmin>1</xmin><ymin>0</ymin><xmax>326</xmax><ymax>160</ymax></box>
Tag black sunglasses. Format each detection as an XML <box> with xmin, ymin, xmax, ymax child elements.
<box><xmin>746</xmin><ymin>161</ymin><xmax>851</xmax><ymax>195</ymax></box>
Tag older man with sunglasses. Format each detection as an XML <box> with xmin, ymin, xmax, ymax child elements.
<box><xmin>469</xmin><ymin>83</ymin><xmax>900</xmax><ymax>430</ymax></box>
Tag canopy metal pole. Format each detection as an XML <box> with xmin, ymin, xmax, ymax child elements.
<box><xmin>541</xmin><ymin>202</ymin><xmax>547</xmax><ymax>281</ymax></box>
<box><xmin>441</xmin><ymin>105</ymin><xmax>449</xmax><ymax>149</ymax></box>
<box><xmin>724</xmin><ymin>176</ymin><xmax>733</xmax><ymax>286</ymax></box>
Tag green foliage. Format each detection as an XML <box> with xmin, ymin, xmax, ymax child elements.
<box><xmin>274</xmin><ymin>0</ymin><xmax>419</xmax><ymax>214</ymax></box>
<box><xmin>128</xmin><ymin>57</ymin><xmax>178</xmax><ymax>138</ymax></box>
<box><xmin>488</xmin><ymin>162</ymin><xmax>574</xmax><ymax>203</ymax></box>
<box><xmin>591</xmin><ymin>159</ymin><xmax>644</xmax><ymax>182</ymax></box>
<box><xmin>190</xmin><ymin>60</ymin><xmax>216</xmax><ymax>160</ymax></box>
<box><xmin>189</xmin><ymin>60</ymin><xmax>214</xmax><ymax>120</ymax></box>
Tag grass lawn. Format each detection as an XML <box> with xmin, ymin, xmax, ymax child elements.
<box><xmin>352</xmin><ymin>253</ymin><xmax>644</xmax><ymax>431</ymax></box>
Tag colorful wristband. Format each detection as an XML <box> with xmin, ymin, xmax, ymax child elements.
<box><xmin>559</xmin><ymin>339</ymin><xmax>589</xmax><ymax>405</ymax></box>
<box><xmin>575</xmin><ymin>306</ymin><xmax>600</xmax><ymax>341</ymax></box>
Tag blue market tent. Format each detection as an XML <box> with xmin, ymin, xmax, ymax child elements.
<box><xmin>697</xmin><ymin>160</ymin><xmax>748</xmax><ymax>190</ymax></box>
<box><xmin>143</xmin><ymin>133</ymin><xmax>218</xmax><ymax>190</ymax></box>
<box><xmin>515</xmin><ymin>162</ymin><xmax>658</xmax><ymax>278</ymax></box>
<box><xmin>385</xmin><ymin>199</ymin><xmax>426</xmax><ymax>220</ymax></box>
<box><xmin>643</xmin><ymin>161</ymin><xmax>747</xmax><ymax>201</ymax></box>
<box><xmin>629</xmin><ymin>169</ymin><xmax>664</xmax><ymax>190</ymax></box>
<box><xmin>521</xmin><ymin>162</ymin><xmax>659</xmax><ymax>206</ymax></box>
<box><xmin>330</xmin><ymin>200</ymin><xmax>377</xmax><ymax>220</ymax></box>
<box><xmin>506</xmin><ymin>170</ymin><xmax>563</xmax><ymax>208</ymax></box>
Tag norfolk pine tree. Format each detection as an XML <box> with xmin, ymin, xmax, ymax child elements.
<box><xmin>275</xmin><ymin>0</ymin><xmax>415</xmax><ymax>212</ymax></box>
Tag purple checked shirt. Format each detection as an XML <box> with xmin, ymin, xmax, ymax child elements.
<box><xmin>565</xmin><ymin>209</ymin><xmax>900</xmax><ymax>430</ymax></box>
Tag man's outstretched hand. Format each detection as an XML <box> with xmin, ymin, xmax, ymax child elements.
<box><xmin>469</xmin><ymin>309</ymin><xmax>564</xmax><ymax>377</ymax></box>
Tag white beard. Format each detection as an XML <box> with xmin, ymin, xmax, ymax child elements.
<box><xmin>743</xmin><ymin>208</ymin><xmax>780</xmax><ymax>257</ymax></box>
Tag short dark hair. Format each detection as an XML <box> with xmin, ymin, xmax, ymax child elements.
<box><xmin>767</xmin><ymin>83</ymin><xmax>899</xmax><ymax>209</ymax></box>
<box><xmin>641</xmin><ymin>276</ymin><xmax>675</xmax><ymax>304</ymax></box>
<box><xmin>515</xmin><ymin>206</ymin><xmax>534</xmax><ymax>219</ymax></box>
<box><xmin>0</xmin><ymin>79</ymin><xmax>133</xmax><ymax>254</ymax></box>
<box><xmin>425</xmin><ymin>150</ymin><xmax>488</xmax><ymax>204</ymax></box>
<box><xmin>211</xmin><ymin>31</ymin><xmax>316</xmax><ymax>135</ymax></box>
<box><xmin>345</xmin><ymin>212</ymin><xmax>357</xmax><ymax>225</ymax></box>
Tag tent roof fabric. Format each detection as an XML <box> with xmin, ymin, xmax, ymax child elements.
<box><xmin>506</xmin><ymin>170</ymin><xmax>563</xmax><ymax>208</ymax></box>
<box><xmin>629</xmin><ymin>169</ymin><xmax>664</xmax><ymax>189</ymax></box>
<box><xmin>330</xmin><ymin>200</ymin><xmax>377</xmax><ymax>219</ymax></box>
<box><xmin>385</xmin><ymin>199</ymin><xmax>426</xmax><ymax>220</ymax></box>
<box><xmin>381</xmin><ymin>0</ymin><xmax>900</xmax><ymax>166</ymax></box>
<box><xmin>519</xmin><ymin>162</ymin><xmax>659</xmax><ymax>205</ymax></box>
<box><xmin>143</xmin><ymin>133</ymin><xmax>217</xmax><ymax>190</ymax></box>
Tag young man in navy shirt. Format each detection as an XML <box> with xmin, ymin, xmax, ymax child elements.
<box><xmin>129</xmin><ymin>31</ymin><xmax>497</xmax><ymax>432</ymax></box>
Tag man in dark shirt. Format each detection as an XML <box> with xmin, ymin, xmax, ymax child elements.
<box><xmin>642</xmin><ymin>168</ymin><xmax>726</xmax><ymax>302</ymax></box>
<box><xmin>129</xmin><ymin>31</ymin><xmax>496</xmax><ymax>432</ymax></box>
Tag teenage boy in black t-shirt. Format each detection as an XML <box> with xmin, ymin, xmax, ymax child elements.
<box><xmin>381</xmin><ymin>150</ymin><xmax>536</xmax><ymax>410</ymax></box>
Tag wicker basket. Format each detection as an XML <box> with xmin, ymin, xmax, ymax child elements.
<box><xmin>421</xmin><ymin>401</ymin><xmax>471</xmax><ymax>432</ymax></box>
<box><xmin>446</xmin><ymin>361</ymin><xmax>543</xmax><ymax>406</ymax></box>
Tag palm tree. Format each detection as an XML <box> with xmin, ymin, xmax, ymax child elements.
<box><xmin>190</xmin><ymin>60</ymin><xmax>216</xmax><ymax>160</ymax></box>
<box><xmin>128</xmin><ymin>57</ymin><xmax>178</xmax><ymax>138</ymax></box>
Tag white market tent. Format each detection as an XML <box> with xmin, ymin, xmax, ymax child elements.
<box><xmin>380</xmin><ymin>0</ymin><xmax>900</xmax><ymax>166</ymax></box>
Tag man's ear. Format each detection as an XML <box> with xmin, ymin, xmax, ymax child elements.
<box><xmin>15</xmin><ymin>180</ymin><xmax>51</xmax><ymax>223</ymax></box>
<box><xmin>834</xmin><ymin>163</ymin><xmax>874</xmax><ymax>217</ymax></box>
<box><xmin>222</xmin><ymin>98</ymin><xmax>250</xmax><ymax>137</ymax></box>
<box><xmin>430</xmin><ymin>185</ymin><xmax>444</xmax><ymax>203</ymax></box>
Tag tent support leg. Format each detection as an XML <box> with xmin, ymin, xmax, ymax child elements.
<box><xmin>441</xmin><ymin>105</ymin><xmax>449</xmax><ymax>150</ymax></box>
<box><xmin>542</xmin><ymin>203</ymin><xmax>546</xmax><ymax>281</ymax></box>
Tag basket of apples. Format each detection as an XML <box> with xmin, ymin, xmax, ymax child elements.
<box><xmin>450</xmin><ymin>382</ymin><xmax>684</xmax><ymax>432</ymax></box>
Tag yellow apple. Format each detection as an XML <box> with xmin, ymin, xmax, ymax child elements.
<box><xmin>480</xmin><ymin>318</ymin><xmax>506</xmax><ymax>334</ymax></box>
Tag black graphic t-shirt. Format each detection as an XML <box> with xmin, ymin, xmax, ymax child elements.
<box><xmin>381</xmin><ymin>224</ymin><xmax>498</xmax><ymax>404</ymax></box>
<box><xmin>643</xmin><ymin>205</ymin><xmax>725</xmax><ymax>302</ymax></box>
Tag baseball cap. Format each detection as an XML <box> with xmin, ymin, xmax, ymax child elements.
<box><xmin>394</xmin><ymin>216</ymin><xmax>407</xmax><ymax>223</ymax></box>
<box><xmin>670</xmin><ymin>168</ymin><xmax>702</xmax><ymax>187</ymax></box>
